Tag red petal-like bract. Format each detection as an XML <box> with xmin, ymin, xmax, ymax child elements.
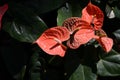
<box><xmin>98</xmin><ymin>37</ymin><xmax>113</xmax><ymax>53</ymax></box>
<box><xmin>75</xmin><ymin>28</ymin><xmax>95</xmax><ymax>44</ymax></box>
<box><xmin>67</xmin><ymin>28</ymin><xmax>95</xmax><ymax>49</ymax></box>
<box><xmin>81</xmin><ymin>2</ymin><xmax>104</xmax><ymax>30</ymax></box>
<box><xmin>67</xmin><ymin>35</ymin><xmax>81</xmax><ymax>49</ymax></box>
<box><xmin>62</xmin><ymin>17</ymin><xmax>90</xmax><ymax>33</ymax></box>
<box><xmin>0</xmin><ymin>4</ymin><xmax>8</xmax><ymax>29</ymax></box>
<box><xmin>35</xmin><ymin>26</ymin><xmax>70</xmax><ymax>57</ymax></box>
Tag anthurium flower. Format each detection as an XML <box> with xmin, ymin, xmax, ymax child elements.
<box><xmin>35</xmin><ymin>26</ymin><xmax>70</xmax><ymax>57</ymax></box>
<box><xmin>62</xmin><ymin>17</ymin><xmax>95</xmax><ymax>49</ymax></box>
<box><xmin>81</xmin><ymin>2</ymin><xmax>113</xmax><ymax>52</ymax></box>
<box><xmin>36</xmin><ymin>2</ymin><xmax>113</xmax><ymax>57</ymax></box>
<box><xmin>81</xmin><ymin>2</ymin><xmax>104</xmax><ymax>30</ymax></box>
<box><xmin>0</xmin><ymin>4</ymin><xmax>8</xmax><ymax>29</ymax></box>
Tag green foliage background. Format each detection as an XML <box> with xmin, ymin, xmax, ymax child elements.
<box><xmin>0</xmin><ymin>0</ymin><xmax>120</xmax><ymax>80</ymax></box>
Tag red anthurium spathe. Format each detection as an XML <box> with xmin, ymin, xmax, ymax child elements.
<box><xmin>75</xmin><ymin>28</ymin><xmax>94</xmax><ymax>45</ymax></box>
<box><xmin>35</xmin><ymin>26</ymin><xmax>70</xmax><ymax>57</ymax></box>
<box><xmin>62</xmin><ymin>17</ymin><xmax>95</xmax><ymax>49</ymax></box>
<box><xmin>67</xmin><ymin>28</ymin><xmax>95</xmax><ymax>49</ymax></box>
<box><xmin>62</xmin><ymin>17</ymin><xmax>90</xmax><ymax>33</ymax></box>
<box><xmin>98</xmin><ymin>37</ymin><xmax>113</xmax><ymax>52</ymax></box>
<box><xmin>95</xmin><ymin>29</ymin><xmax>113</xmax><ymax>52</ymax></box>
<box><xmin>0</xmin><ymin>4</ymin><xmax>8</xmax><ymax>29</ymax></box>
<box><xmin>81</xmin><ymin>2</ymin><xmax>104</xmax><ymax>30</ymax></box>
<box><xmin>81</xmin><ymin>2</ymin><xmax>113</xmax><ymax>52</ymax></box>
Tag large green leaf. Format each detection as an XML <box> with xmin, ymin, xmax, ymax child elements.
<box><xmin>113</xmin><ymin>29</ymin><xmax>120</xmax><ymax>43</ymax></box>
<box><xmin>23</xmin><ymin>0</ymin><xmax>68</xmax><ymax>14</ymax></box>
<box><xmin>5</xmin><ymin>0</ymin><xmax>67</xmax><ymax>14</ymax></box>
<box><xmin>57</xmin><ymin>0</ymin><xmax>88</xmax><ymax>25</ymax></box>
<box><xmin>3</xmin><ymin>3</ymin><xmax>48</xmax><ymax>43</ymax></box>
<box><xmin>113</xmin><ymin>6</ymin><xmax>120</xmax><ymax>19</ymax></box>
<box><xmin>29</xmin><ymin>52</ymin><xmax>42</xmax><ymax>80</ymax></box>
<box><xmin>3</xmin><ymin>17</ymin><xmax>47</xmax><ymax>43</ymax></box>
<box><xmin>69</xmin><ymin>64</ymin><xmax>97</xmax><ymax>80</ymax></box>
<box><xmin>97</xmin><ymin>49</ymin><xmax>120</xmax><ymax>76</ymax></box>
<box><xmin>57</xmin><ymin>3</ymin><xmax>72</xmax><ymax>26</ymax></box>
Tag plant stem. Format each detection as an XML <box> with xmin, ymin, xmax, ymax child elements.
<box><xmin>48</xmin><ymin>56</ymin><xmax>56</xmax><ymax>64</ymax></box>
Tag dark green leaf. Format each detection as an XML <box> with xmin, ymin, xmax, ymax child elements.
<box><xmin>31</xmin><ymin>72</ymin><xmax>41</xmax><ymax>80</ymax></box>
<box><xmin>97</xmin><ymin>49</ymin><xmax>120</xmax><ymax>76</ymax></box>
<box><xmin>57</xmin><ymin>3</ymin><xmax>72</xmax><ymax>26</ymax></box>
<box><xmin>57</xmin><ymin>1</ymin><xmax>83</xmax><ymax>25</ymax></box>
<box><xmin>29</xmin><ymin>52</ymin><xmax>42</xmax><ymax>80</ymax></box>
<box><xmin>3</xmin><ymin>16</ymin><xmax>47</xmax><ymax>43</ymax></box>
<box><xmin>113</xmin><ymin>6</ymin><xmax>120</xmax><ymax>19</ymax></box>
<box><xmin>14</xmin><ymin>66</ymin><xmax>26</xmax><ymax>80</ymax></box>
<box><xmin>69</xmin><ymin>64</ymin><xmax>97</xmax><ymax>80</ymax></box>
<box><xmin>3</xmin><ymin>3</ymin><xmax>47</xmax><ymax>43</ymax></box>
<box><xmin>8</xmin><ymin>0</ymin><xmax>67</xmax><ymax>14</ymax></box>
<box><xmin>23</xmin><ymin>0</ymin><xmax>68</xmax><ymax>14</ymax></box>
<box><xmin>113</xmin><ymin>29</ymin><xmax>120</xmax><ymax>43</ymax></box>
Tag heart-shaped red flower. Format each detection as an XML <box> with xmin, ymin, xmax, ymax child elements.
<box><xmin>35</xmin><ymin>2</ymin><xmax>113</xmax><ymax>57</ymax></box>
<box><xmin>81</xmin><ymin>2</ymin><xmax>104</xmax><ymax>30</ymax></box>
<box><xmin>35</xmin><ymin>26</ymin><xmax>70</xmax><ymax>57</ymax></box>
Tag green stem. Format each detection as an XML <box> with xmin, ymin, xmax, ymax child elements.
<box><xmin>48</xmin><ymin>56</ymin><xmax>56</xmax><ymax>64</ymax></box>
